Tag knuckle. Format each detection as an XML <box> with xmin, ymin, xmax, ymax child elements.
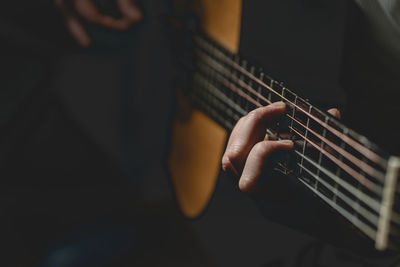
<box><xmin>247</xmin><ymin>109</ymin><xmax>261</xmax><ymax>121</ymax></box>
<box><xmin>252</xmin><ymin>141</ymin><xmax>269</xmax><ymax>156</ymax></box>
<box><xmin>225</xmin><ymin>144</ymin><xmax>241</xmax><ymax>161</ymax></box>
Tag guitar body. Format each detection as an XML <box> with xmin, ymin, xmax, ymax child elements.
<box><xmin>168</xmin><ymin>0</ymin><xmax>242</xmax><ymax>218</ymax></box>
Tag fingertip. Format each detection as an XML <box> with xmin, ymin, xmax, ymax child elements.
<box><xmin>270</xmin><ymin>101</ymin><xmax>286</xmax><ymax>110</ymax></box>
<box><xmin>277</xmin><ymin>139</ymin><xmax>294</xmax><ymax>148</ymax></box>
<box><xmin>328</xmin><ymin>108</ymin><xmax>341</xmax><ymax>120</ymax></box>
<box><xmin>222</xmin><ymin>155</ymin><xmax>239</xmax><ymax>176</ymax></box>
<box><xmin>221</xmin><ymin>155</ymin><xmax>229</xmax><ymax>172</ymax></box>
<box><xmin>238</xmin><ymin>176</ymin><xmax>251</xmax><ymax>193</ymax></box>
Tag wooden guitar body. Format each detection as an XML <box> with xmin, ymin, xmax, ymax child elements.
<box><xmin>168</xmin><ymin>0</ymin><xmax>242</xmax><ymax>218</ymax></box>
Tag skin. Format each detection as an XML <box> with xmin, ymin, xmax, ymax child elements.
<box><xmin>55</xmin><ymin>0</ymin><xmax>143</xmax><ymax>47</ymax></box>
<box><xmin>222</xmin><ymin>101</ymin><xmax>340</xmax><ymax>193</ymax></box>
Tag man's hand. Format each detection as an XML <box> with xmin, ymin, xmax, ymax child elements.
<box><xmin>222</xmin><ymin>101</ymin><xmax>341</xmax><ymax>193</ymax></box>
<box><xmin>56</xmin><ymin>0</ymin><xmax>143</xmax><ymax>47</ymax></box>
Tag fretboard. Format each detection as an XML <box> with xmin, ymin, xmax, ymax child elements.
<box><xmin>189</xmin><ymin>32</ymin><xmax>400</xmax><ymax>251</ymax></box>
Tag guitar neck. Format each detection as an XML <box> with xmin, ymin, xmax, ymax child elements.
<box><xmin>189</xmin><ymin>32</ymin><xmax>400</xmax><ymax>251</ymax></box>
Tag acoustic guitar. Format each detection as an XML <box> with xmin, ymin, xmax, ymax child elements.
<box><xmin>167</xmin><ymin>0</ymin><xmax>400</xmax><ymax>251</ymax></box>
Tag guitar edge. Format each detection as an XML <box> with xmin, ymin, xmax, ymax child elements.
<box><xmin>168</xmin><ymin>0</ymin><xmax>242</xmax><ymax>218</ymax></box>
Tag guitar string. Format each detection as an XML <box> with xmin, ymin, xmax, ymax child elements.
<box><xmin>195</xmin><ymin>52</ymin><xmax>386</xmax><ymax>188</ymax></box>
<box><xmin>192</xmin><ymin>72</ymin><xmax>400</xmax><ymax>229</ymax></box>
<box><xmin>194</xmin><ymin>35</ymin><xmax>388</xmax><ymax>169</ymax></box>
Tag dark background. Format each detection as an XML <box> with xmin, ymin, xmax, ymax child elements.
<box><xmin>0</xmin><ymin>0</ymin><xmax>399</xmax><ymax>266</ymax></box>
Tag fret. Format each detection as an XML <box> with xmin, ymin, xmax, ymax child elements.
<box><xmin>283</xmin><ymin>88</ymin><xmax>296</xmax><ymax>103</ymax></box>
<box><xmin>239</xmin><ymin>60</ymin><xmax>247</xmax><ymax>112</ymax></box>
<box><xmin>353</xmin><ymin>157</ymin><xmax>368</xmax><ymax>223</ymax></box>
<box><xmin>299</xmin><ymin>105</ymin><xmax>312</xmax><ymax>176</ymax></box>
<box><xmin>333</xmin><ymin>128</ymin><xmax>348</xmax><ymax>202</ymax></box>
<box><xmin>247</xmin><ymin>66</ymin><xmax>255</xmax><ymax>112</ymax></box>
<box><xmin>268</xmin><ymin>79</ymin><xmax>273</xmax><ymax>102</ymax></box>
<box><xmin>281</xmin><ymin>87</ymin><xmax>286</xmax><ymax>103</ymax></box>
<box><xmin>270</xmin><ymin>81</ymin><xmax>284</xmax><ymax>102</ymax></box>
<box><xmin>315</xmin><ymin>115</ymin><xmax>329</xmax><ymax>190</ymax></box>
<box><xmin>289</xmin><ymin>96</ymin><xmax>297</xmax><ymax>135</ymax></box>
<box><xmin>257</xmin><ymin>72</ymin><xmax>264</xmax><ymax>106</ymax></box>
<box><xmin>231</xmin><ymin>55</ymin><xmax>240</xmax><ymax>110</ymax></box>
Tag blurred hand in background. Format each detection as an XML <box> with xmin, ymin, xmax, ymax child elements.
<box><xmin>55</xmin><ymin>0</ymin><xmax>143</xmax><ymax>47</ymax></box>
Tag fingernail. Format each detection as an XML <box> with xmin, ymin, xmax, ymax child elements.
<box><xmin>239</xmin><ymin>177</ymin><xmax>250</xmax><ymax>192</ymax></box>
<box><xmin>278</xmin><ymin>140</ymin><xmax>293</xmax><ymax>146</ymax></box>
<box><xmin>271</xmin><ymin>101</ymin><xmax>285</xmax><ymax>109</ymax></box>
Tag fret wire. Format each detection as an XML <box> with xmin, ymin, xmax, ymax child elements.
<box><xmin>334</xmin><ymin>130</ymin><xmax>347</xmax><ymax>203</ymax></box>
<box><xmin>240</xmin><ymin>60</ymin><xmax>247</xmax><ymax>111</ymax></box>
<box><xmin>316</xmin><ymin>116</ymin><xmax>329</xmax><ymax>184</ymax></box>
<box><xmin>268</xmin><ymin>79</ymin><xmax>273</xmax><ymax>102</ymax></box>
<box><xmin>299</xmin><ymin>106</ymin><xmax>312</xmax><ymax>176</ymax></box>
<box><xmin>257</xmin><ymin>72</ymin><xmax>263</xmax><ymax>105</ymax></box>
<box><xmin>248</xmin><ymin>66</ymin><xmax>255</xmax><ymax>111</ymax></box>
<box><xmin>289</xmin><ymin>96</ymin><xmax>297</xmax><ymax>135</ymax></box>
<box><xmin>298</xmin><ymin>163</ymin><xmax>379</xmax><ymax>226</ymax></box>
<box><xmin>355</xmin><ymin>150</ymin><xmax>370</xmax><ymax>222</ymax></box>
<box><xmin>195</xmin><ymin>35</ymin><xmax>388</xmax><ymax>169</ymax></box>
<box><xmin>290</xmin><ymin>126</ymin><xmax>383</xmax><ymax>195</ymax></box>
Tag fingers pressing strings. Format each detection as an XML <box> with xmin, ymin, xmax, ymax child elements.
<box><xmin>239</xmin><ymin>140</ymin><xmax>293</xmax><ymax>193</ymax></box>
<box><xmin>222</xmin><ymin>102</ymin><xmax>295</xmax><ymax>192</ymax></box>
<box><xmin>222</xmin><ymin>104</ymin><xmax>341</xmax><ymax>193</ymax></box>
